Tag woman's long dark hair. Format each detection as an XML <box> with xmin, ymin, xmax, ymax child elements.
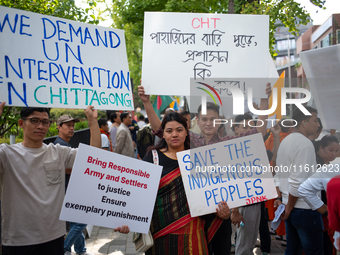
<box><xmin>315</xmin><ymin>135</ymin><xmax>339</xmax><ymax>152</ymax></box>
<box><xmin>147</xmin><ymin>112</ymin><xmax>190</xmax><ymax>153</ymax></box>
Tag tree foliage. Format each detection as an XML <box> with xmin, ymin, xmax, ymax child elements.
<box><xmin>106</xmin><ymin>0</ymin><xmax>325</xmax><ymax>97</ymax></box>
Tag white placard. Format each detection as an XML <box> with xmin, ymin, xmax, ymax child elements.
<box><xmin>60</xmin><ymin>144</ymin><xmax>162</xmax><ymax>234</ymax></box>
<box><xmin>188</xmin><ymin>52</ymin><xmax>278</xmax><ymax>118</ymax></box>
<box><xmin>300</xmin><ymin>45</ymin><xmax>340</xmax><ymax>129</ymax></box>
<box><xmin>0</xmin><ymin>6</ymin><xmax>133</xmax><ymax>110</ymax></box>
<box><xmin>142</xmin><ymin>12</ymin><xmax>270</xmax><ymax>96</ymax></box>
<box><xmin>177</xmin><ymin>133</ymin><xmax>277</xmax><ymax>217</ymax></box>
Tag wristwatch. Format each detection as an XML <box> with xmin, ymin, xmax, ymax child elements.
<box><xmin>276</xmin><ymin>197</ymin><xmax>282</xmax><ymax>201</ymax></box>
<box><xmin>323</xmin><ymin>211</ymin><xmax>328</xmax><ymax>217</ymax></box>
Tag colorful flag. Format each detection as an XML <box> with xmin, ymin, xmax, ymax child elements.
<box><xmin>153</xmin><ymin>95</ymin><xmax>173</xmax><ymax>117</ymax></box>
<box><xmin>170</xmin><ymin>98</ymin><xmax>180</xmax><ymax>111</ymax></box>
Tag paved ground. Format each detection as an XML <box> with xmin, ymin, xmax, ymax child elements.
<box><xmin>83</xmin><ymin>225</ymin><xmax>286</xmax><ymax>255</ymax></box>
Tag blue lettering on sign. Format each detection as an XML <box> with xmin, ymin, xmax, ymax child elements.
<box><xmin>38</xmin><ymin>61</ymin><xmax>48</xmax><ymax>81</ymax></box>
<box><xmin>245</xmin><ymin>181</ymin><xmax>253</xmax><ymax>198</ymax></box>
<box><xmin>111</xmin><ymin>71</ymin><xmax>119</xmax><ymax>88</ymax></box>
<box><xmin>42</xmin><ymin>18</ymin><xmax>56</xmax><ymax>39</ymax></box>
<box><xmin>96</xmin><ymin>30</ymin><xmax>107</xmax><ymax>47</ymax></box>
<box><xmin>84</xmin><ymin>27</ymin><xmax>95</xmax><ymax>46</ymax></box>
<box><xmin>20</xmin><ymin>15</ymin><xmax>31</xmax><ymax>36</ymax></box>
<box><xmin>0</xmin><ymin>13</ymin><xmax>18</xmax><ymax>33</ymax></box>
<box><xmin>254</xmin><ymin>179</ymin><xmax>264</xmax><ymax>195</ymax></box>
<box><xmin>201</xmin><ymin>179</ymin><xmax>266</xmax><ymax>207</ymax></box>
<box><xmin>42</xmin><ymin>40</ymin><xmax>59</xmax><ymax>61</ymax></box>
<box><xmin>224</xmin><ymin>144</ymin><xmax>234</xmax><ymax>160</ymax></box>
<box><xmin>60</xmin><ymin>65</ymin><xmax>70</xmax><ymax>83</ymax></box>
<box><xmin>220</xmin><ymin>187</ymin><xmax>228</xmax><ymax>202</ymax></box>
<box><xmin>109</xmin><ymin>31</ymin><xmax>120</xmax><ymax>48</ymax></box>
<box><xmin>65</xmin><ymin>43</ymin><xmax>83</xmax><ymax>64</ymax></box>
<box><xmin>209</xmin><ymin>148</ymin><xmax>218</xmax><ymax>165</ymax></box>
<box><xmin>244</xmin><ymin>140</ymin><xmax>253</xmax><ymax>157</ymax></box>
<box><xmin>236</xmin><ymin>183</ymin><xmax>246</xmax><ymax>199</ymax></box>
<box><xmin>57</xmin><ymin>20</ymin><xmax>69</xmax><ymax>42</ymax></box>
<box><xmin>234</xmin><ymin>142</ymin><xmax>244</xmax><ymax>159</ymax></box>
<box><xmin>81</xmin><ymin>67</ymin><xmax>92</xmax><ymax>86</ymax></box>
<box><xmin>5</xmin><ymin>56</ymin><xmax>22</xmax><ymax>79</ymax></box>
<box><xmin>183</xmin><ymin>154</ymin><xmax>193</xmax><ymax>171</ymax></box>
<box><xmin>69</xmin><ymin>23</ymin><xmax>83</xmax><ymax>44</ymax></box>
<box><xmin>205</xmin><ymin>190</ymin><xmax>212</xmax><ymax>206</ymax></box>
<box><xmin>8</xmin><ymin>82</ymin><xmax>28</xmax><ymax>106</ymax></box>
<box><xmin>212</xmin><ymin>188</ymin><xmax>219</xmax><ymax>205</ymax></box>
<box><xmin>23</xmin><ymin>59</ymin><xmax>36</xmax><ymax>79</ymax></box>
<box><xmin>49</xmin><ymin>63</ymin><xmax>61</xmax><ymax>83</ymax></box>
<box><xmin>187</xmin><ymin>148</ymin><xmax>222</xmax><ymax>169</ymax></box>
<box><xmin>229</xmin><ymin>185</ymin><xmax>236</xmax><ymax>201</ymax></box>
<box><xmin>253</xmin><ymin>158</ymin><xmax>263</xmax><ymax>175</ymax></box>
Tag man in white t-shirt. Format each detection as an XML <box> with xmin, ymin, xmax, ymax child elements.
<box><xmin>0</xmin><ymin>103</ymin><xmax>129</xmax><ymax>255</ymax></box>
<box><xmin>137</xmin><ymin>115</ymin><xmax>146</xmax><ymax>129</ymax></box>
<box><xmin>275</xmin><ymin>106</ymin><xmax>322</xmax><ymax>254</ymax></box>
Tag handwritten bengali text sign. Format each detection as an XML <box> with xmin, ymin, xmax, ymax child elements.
<box><xmin>177</xmin><ymin>133</ymin><xmax>277</xmax><ymax>217</ymax></box>
<box><xmin>0</xmin><ymin>6</ymin><xmax>133</xmax><ymax>110</ymax></box>
<box><xmin>60</xmin><ymin>144</ymin><xmax>162</xmax><ymax>233</ymax></box>
<box><xmin>142</xmin><ymin>12</ymin><xmax>270</xmax><ymax>96</ymax></box>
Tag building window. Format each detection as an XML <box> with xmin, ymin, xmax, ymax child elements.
<box><xmin>337</xmin><ymin>29</ymin><xmax>340</xmax><ymax>44</ymax></box>
<box><xmin>321</xmin><ymin>33</ymin><xmax>331</xmax><ymax>48</ymax></box>
<box><xmin>276</xmin><ymin>38</ymin><xmax>296</xmax><ymax>51</ymax></box>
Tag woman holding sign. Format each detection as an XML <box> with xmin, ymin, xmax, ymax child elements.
<box><xmin>143</xmin><ymin>112</ymin><xmax>230</xmax><ymax>255</ymax></box>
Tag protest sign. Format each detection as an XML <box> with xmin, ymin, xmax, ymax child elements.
<box><xmin>300</xmin><ymin>44</ymin><xmax>340</xmax><ymax>129</ymax></box>
<box><xmin>142</xmin><ymin>12</ymin><xmax>271</xmax><ymax>96</ymax></box>
<box><xmin>60</xmin><ymin>144</ymin><xmax>162</xmax><ymax>233</ymax></box>
<box><xmin>0</xmin><ymin>6</ymin><xmax>133</xmax><ymax>110</ymax></box>
<box><xmin>177</xmin><ymin>133</ymin><xmax>277</xmax><ymax>217</ymax></box>
<box><xmin>188</xmin><ymin>53</ymin><xmax>279</xmax><ymax>119</ymax></box>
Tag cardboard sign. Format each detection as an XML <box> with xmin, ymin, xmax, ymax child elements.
<box><xmin>142</xmin><ymin>12</ymin><xmax>270</xmax><ymax>96</ymax></box>
<box><xmin>187</xmin><ymin>53</ymin><xmax>279</xmax><ymax>119</ymax></box>
<box><xmin>0</xmin><ymin>6</ymin><xmax>133</xmax><ymax>110</ymax></box>
<box><xmin>60</xmin><ymin>144</ymin><xmax>162</xmax><ymax>233</ymax></box>
<box><xmin>300</xmin><ymin>45</ymin><xmax>340</xmax><ymax>129</ymax></box>
<box><xmin>177</xmin><ymin>133</ymin><xmax>277</xmax><ymax>217</ymax></box>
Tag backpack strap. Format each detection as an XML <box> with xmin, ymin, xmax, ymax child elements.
<box><xmin>152</xmin><ymin>149</ymin><xmax>159</xmax><ymax>165</ymax></box>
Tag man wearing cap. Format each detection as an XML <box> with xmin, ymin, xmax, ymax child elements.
<box><xmin>55</xmin><ymin>115</ymin><xmax>80</xmax><ymax>187</ymax></box>
<box><xmin>54</xmin><ymin>115</ymin><xmax>93</xmax><ymax>255</ymax></box>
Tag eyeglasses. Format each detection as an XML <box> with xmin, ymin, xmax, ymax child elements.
<box><xmin>23</xmin><ymin>118</ymin><xmax>51</xmax><ymax>127</ymax></box>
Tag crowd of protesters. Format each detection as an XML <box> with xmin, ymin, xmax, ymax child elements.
<box><xmin>0</xmin><ymin>80</ymin><xmax>340</xmax><ymax>255</ymax></box>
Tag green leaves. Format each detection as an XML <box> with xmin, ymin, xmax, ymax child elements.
<box><xmin>0</xmin><ymin>106</ymin><xmax>21</xmax><ymax>137</ymax></box>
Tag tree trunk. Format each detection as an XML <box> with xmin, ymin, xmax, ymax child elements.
<box><xmin>228</xmin><ymin>0</ymin><xmax>235</xmax><ymax>14</ymax></box>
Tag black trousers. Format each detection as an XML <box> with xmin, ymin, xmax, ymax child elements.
<box><xmin>259</xmin><ymin>201</ymin><xmax>271</xmax><ymax>253</ymax></box>
<box><xmin>2</xmin><ymin>236</ymin><xmax>64</xmax><ymax>255</ymax></box>
<box><xmin>209</xmin><ymin>218</ymin><xmax>232</xmax><ymax>255</ymax></box>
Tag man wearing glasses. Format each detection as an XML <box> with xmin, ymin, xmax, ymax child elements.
<box><xmin>0</xmin><ymin>104</ymin><xmax>129</xmax><ymax>255</ymax></box>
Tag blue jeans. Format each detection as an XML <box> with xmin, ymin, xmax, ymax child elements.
<box><xmin>284</xmin><ymin>208</ymin><xmax>323</xmax><ymax>255</ymax></box>
<box><xmin>64</xmin><ymin>222</ymin><xmax>87</xmax><ymax>254</ymax></box>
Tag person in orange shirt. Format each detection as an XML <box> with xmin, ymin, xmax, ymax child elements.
<box><xmin>265</xmin><ymin>119</ymin><xmax>294</xmax><ymax>245</ymax></box>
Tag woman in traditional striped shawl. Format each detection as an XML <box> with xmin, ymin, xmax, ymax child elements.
<box><xmin>143</xmin><ymin>112</ymin><xmax>230</xmax><ymax>255</ymax></box>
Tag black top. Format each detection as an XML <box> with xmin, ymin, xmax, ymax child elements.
<box><xmin>143</xmin><ymin>149</ymin><xmax>178</xmax><ymax>178</ymax></box>
<box><xmin>53</xmin><ymin>136</ymin><xmax>71</xmax><ymax>147</ymax></box>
